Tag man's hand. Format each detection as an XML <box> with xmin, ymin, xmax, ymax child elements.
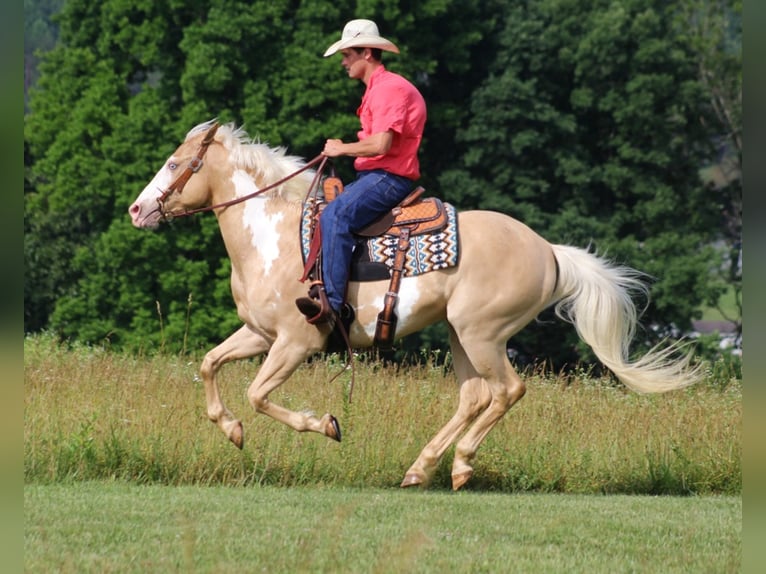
<box><xmin>322</xmin><ymin>139</ymin><xmax>345</xmax><ymax>157</ymax></box>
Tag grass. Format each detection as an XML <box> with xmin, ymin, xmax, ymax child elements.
<box><xmin>24</xmin><ymin>482</ymin><xmax>741</xmax><ymax>573</ymax></box>
<box><xmin>24</xmin><ymin>334</ymin><xmax>741</xmax><ymax>494</ymax></box>
<box><xmin>24</xmin><ymin>335</ymin><xmax>742</xmax><ymax>571</ymax></box>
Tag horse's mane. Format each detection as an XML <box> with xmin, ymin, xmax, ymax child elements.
<box><xmin>186</xmin><ymin>120</ymin><xmax>315</xmax><ymax>203</ymax></box>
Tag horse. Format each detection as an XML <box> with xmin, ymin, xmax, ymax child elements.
<box><xmin>128</xmin><ymin>120</ymin><xmax>700</xmax><ymax>490</ymax></box>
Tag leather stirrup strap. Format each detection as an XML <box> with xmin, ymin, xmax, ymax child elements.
<box><xmin>374</xmin><ymin>227</ymin><xmax>411</xmax><ymax>348</ymax></box>
<box><xmin>300</xmin><ymin>221</ymin><xmax>322</xmax><ymax>282</ymax></box>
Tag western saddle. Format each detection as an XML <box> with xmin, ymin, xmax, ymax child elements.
<box><xmin>301</xmin><ymin>176</ymin><xmax>449</xmax><ymax>348</ymax></box>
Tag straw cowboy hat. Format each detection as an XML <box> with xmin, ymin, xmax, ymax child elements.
<box><xmin>323</xmin><ymin>19</ymin><xmax>400</xmax><ymax>57</ymax></box>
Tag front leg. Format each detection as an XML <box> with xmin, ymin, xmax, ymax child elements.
<box><xmin>200</xmin><ymin>324</ymin><xmax>270</xmax><ymax>448</ymax></box>
<box><xmin>246</xmin><ymin>339</ymin><xmax>341</xmax><ymax>441</ymax></box>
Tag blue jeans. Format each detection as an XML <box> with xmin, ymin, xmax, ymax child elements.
<box><xmin>320</xmin><ymin>170</ymin><xmax>414</xmax><ymax>311</ymax></box>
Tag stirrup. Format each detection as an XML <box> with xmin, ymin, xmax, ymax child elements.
<box><xmin>295</xmin><ymin>282</ymin><xmax>335</xmax><ymax>325</ymax></box>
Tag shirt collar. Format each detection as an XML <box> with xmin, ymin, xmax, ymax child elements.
<box><xmin>366</xmin><ymin>64</ymin><xmax>386</xmax><ymax>89</ymax></box>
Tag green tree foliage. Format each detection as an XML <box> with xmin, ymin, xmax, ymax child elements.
<box><xmin>434</xmin><ymin>0</ymin><xmax>734</xmax><ymax>365</ymax></box>
<box><xmin>24</xmin><ymin>0</ymin><xmax>65</xmax><ymax>99</ymax></box>
<box><xmin>24</xmin><ymin>0</ymin><xmax>497</xmax><ymax>352</ymax></box>
<box><xmin>24</xmin><ymin>0</ymin><xmax>741</xmax><ymax>364</ymax></box>
<box><xmin>676</xmin><ymin>0</ymin><xmax>741</xmax><ymax>329</ymax></box>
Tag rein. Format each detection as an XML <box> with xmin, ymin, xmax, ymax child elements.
<box><xmin>157</xmin><ymin>122</ymin><xmax>328</xmax><ymax>220</ymax></box>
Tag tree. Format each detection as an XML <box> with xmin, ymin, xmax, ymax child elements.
<box><xmin>25</xmin><ymin>0</ymin><xmax>739</xmax><ymax>366</ymax></box>
<box><xmin>676</xmin><ymin>0</ymin><xmax>742</xmax><ymax>332</ymax></box>
<box><xmin>24</xmin><ymin>0</ymin><xmax>65</xmax><ymax>104</ymax></box>
<box><xmin>24</xmin><ymin>0</ymin><xmax>501</xmax><ymax>353</ymax></box>
<box><xmin>436</xmin><ymin>0</ymin><xmax>726</xmax><ymax>366</ymax></box>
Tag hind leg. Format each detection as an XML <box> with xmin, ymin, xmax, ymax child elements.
<box><xmin>450</xmin><ymin>339</ymin><xmax>526</xmax><ymax>490</ymax></box>
<box><xmin>401</xmin><ymin>327</ymin><xmax>492</xmax><ymax>487</ymax></box>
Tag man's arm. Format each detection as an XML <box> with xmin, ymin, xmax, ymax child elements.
<box><xmin>322</xmin><ymin>131</ymin><xmax>393</xmax><ymax>158</ymax></box>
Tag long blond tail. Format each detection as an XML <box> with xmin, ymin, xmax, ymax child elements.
<box><xmin>550</xmin><ymin>244</ymin><xmax>702</xmax><ymax>393</ymax></box>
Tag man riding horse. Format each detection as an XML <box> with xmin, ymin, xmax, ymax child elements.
<box><xmin>295</xmin><ymin>19</ymin><xmax>427</xmax><ymax>326</ymax></box>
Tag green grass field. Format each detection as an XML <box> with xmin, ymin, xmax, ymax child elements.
<box><xmin>25</xmin><ymin>482</ymin><xmax>740</xmax><ymax>573</ymax></box>
<box><xmin>24</xmin><ymin>335</ymin><xmax>742</xmax><ymax>571</ymax></box>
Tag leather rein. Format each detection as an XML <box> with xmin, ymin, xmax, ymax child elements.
<box><xmin>157</xmin><ymin>121</ymin><xmax>328</xmax><ymax>221</ymax></box>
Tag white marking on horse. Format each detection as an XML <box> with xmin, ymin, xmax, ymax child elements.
<box><xmin>142</xmin><ymin>160</ymin><xmax>176</xmax><ymax>202</ymax></box>
<box><xmin>130</xmin><ymin>159</ymin><xmax>179</xmax><ymax>227</ymax></box>
<box><xmin>393</xmin><ymin>280</ymin><xmax>420</xmax><ymax>331</ymax></box>
<box><xmin>231</xmin><ymin>169</ymin><xmax>283</xmax><ymax>276</ymax></box>
<box><xmin>361</xmin><ymin>279</ymin><xmax>421</xmax><ymax>338</ymax></box>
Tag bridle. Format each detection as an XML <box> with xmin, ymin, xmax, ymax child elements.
<box><xmin>156</xmin><ymin>121</ymin><xmax>327</xmax><ymax>221</ymax></box>
<box><xmin>157</xmin><ymin>122</ymin><xmax>220</xmax><ymax>219</ymax></box>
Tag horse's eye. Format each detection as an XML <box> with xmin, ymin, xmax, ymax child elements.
<box><xmin>168</xmin><ymin>162</ymin><xmax>178</xmax><ymax>170</ymax></box>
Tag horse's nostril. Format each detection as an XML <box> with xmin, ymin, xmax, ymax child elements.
<box><xmin>129</xmin><ymin>203</ymin><xmax>140</xmax><ymax>216</ymax></box>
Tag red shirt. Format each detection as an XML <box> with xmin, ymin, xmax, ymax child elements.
<box><xmin>354</xmin><ymin>66</ymin><xmax>427</xmax><ymax>180</ymax></box>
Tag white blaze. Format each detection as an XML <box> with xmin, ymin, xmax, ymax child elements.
<box><xmin>140</xmin><ymin>163</ymin><xmax>175</xmax><ymax>202</ymax></box>
<box><xmin>130</xmin><ymin>158</ymin><xmax>180</xmax><ymax>228</ymax></box>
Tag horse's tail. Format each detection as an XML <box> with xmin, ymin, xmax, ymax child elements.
<box><xmin>549</xmin><ymin>244</ymin><xmax>702</xmax><ymax>393</ymax></box>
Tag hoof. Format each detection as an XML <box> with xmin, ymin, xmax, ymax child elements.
<box><xmin>226</xmin><ymin>420</ymin><xmax>244</xmax><ymax>449</ymax></box>
<box><xmin>400</xmin><ymin>473</ymin><xmax>425</xmax><ymax>488</ymax></box>
<box><xmin>326</xmin><ymin>415</ymin><xmax>341</xmax><ymax>442</ymax></box>
<box><xmin>451</xmin><ymin>469</ymin><xmax>473</xmax><ymax>491</ymax></box>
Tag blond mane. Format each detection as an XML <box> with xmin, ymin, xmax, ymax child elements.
<box><xmin>186</xmin><ymin>120</ymin><xmax>316</xmax><ymax>203</ymax></box>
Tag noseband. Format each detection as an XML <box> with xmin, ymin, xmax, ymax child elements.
<box><xmin>157</xmin><ymin>122</ymin><xmax>220</xmax><ymax>220</ymax></box>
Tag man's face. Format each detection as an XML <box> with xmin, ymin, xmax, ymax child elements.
<box><xmin>340</xmin><ymin>48</ymin><xmax>368</xmax><ymax>80</ymax></box>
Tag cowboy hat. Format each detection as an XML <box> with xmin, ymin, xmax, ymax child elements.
<box><xmin>323</xmin><ymin>19</ymin><xmax>400</xmax><ymax>57</ymax></box>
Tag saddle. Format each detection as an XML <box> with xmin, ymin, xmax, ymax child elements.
<box><xmin>324</xmin><ymin>177</ymin><xmax>448</xmax><ymax>238</ymax></box>
<box><xmin>305</xmin><ymin>177</ymin><xmax>450</xmax><ymax>348</ymax></box>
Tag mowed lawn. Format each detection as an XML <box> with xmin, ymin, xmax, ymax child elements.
<box><xmin>25</xmin><ymin>482</ymin><xmax>740</xmax><ymax>573</ymax></box>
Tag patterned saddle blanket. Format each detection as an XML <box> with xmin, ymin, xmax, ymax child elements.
<box><xmin>300</xmin><ymin>198</ymin><xmax>460</xmax><ymax>282</ymax></box>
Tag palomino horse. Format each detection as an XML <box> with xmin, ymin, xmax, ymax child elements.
<box><xmin>129</xmin><ymin>120</ymin><xmax>700</xmax><ymax>490</ymax></box>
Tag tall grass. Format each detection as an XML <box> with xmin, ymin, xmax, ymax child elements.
<box><xmin>24</xmin><ymin>334</ymin><xmax>741</xmax><ymax>494</ymax></box>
